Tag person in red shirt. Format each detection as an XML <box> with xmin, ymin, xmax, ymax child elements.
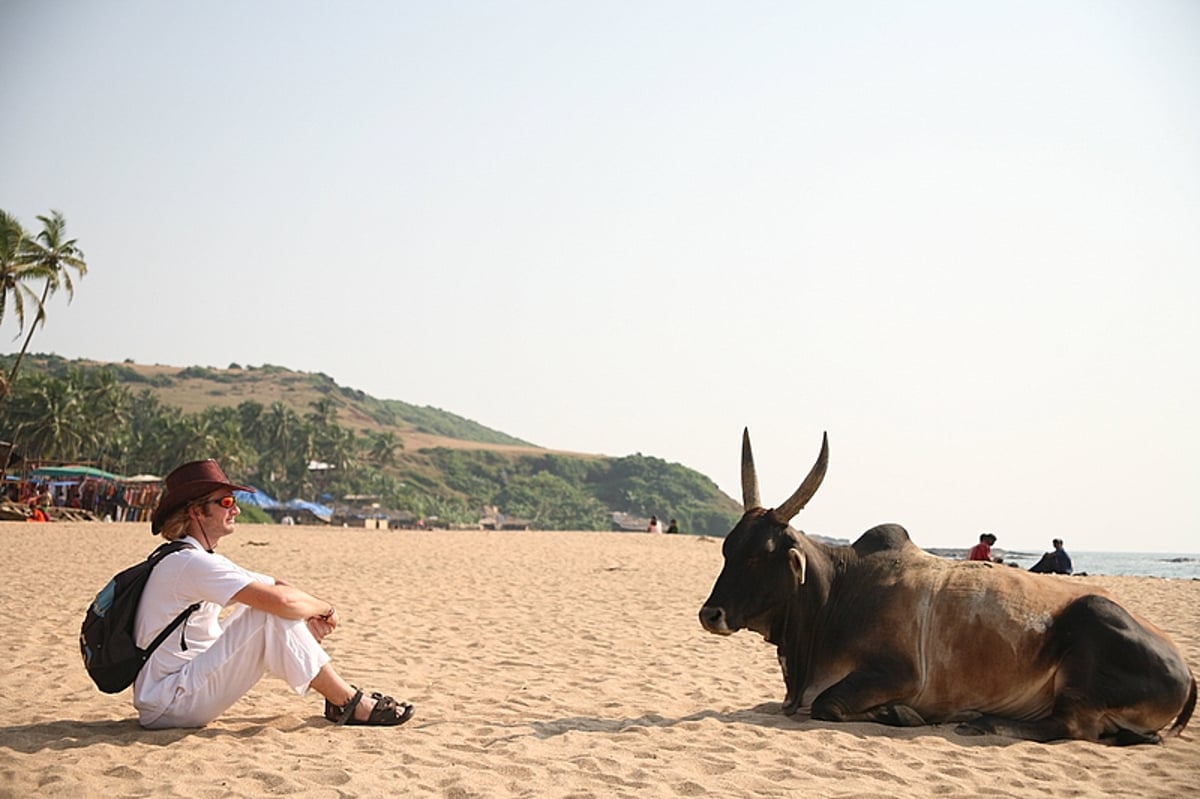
<box><xmin>967</xmin><ymin>532</ymin><xmax>997</xmax><ymax>562</ymax></box>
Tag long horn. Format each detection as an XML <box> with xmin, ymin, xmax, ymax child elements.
<box><xmin>741</xmin><ymin>427</ymin><xmax>762</xmax><ymax>511</ymax></box>
<box><xmin>771</xmin><ymin>432</ymin><xmax>829</xmax><ymax>522</ymax></box>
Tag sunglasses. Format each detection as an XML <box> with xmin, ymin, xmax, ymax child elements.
<box><xmin>196</xmin><ymin>495</ymin><xmax>238</xmax><ymax>510</ymax></box>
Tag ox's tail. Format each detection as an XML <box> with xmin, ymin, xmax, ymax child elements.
<box><xmin>1168</xmin><ymin>677</ymin><xmax>1197</xmax><ymax>737</ymax></box>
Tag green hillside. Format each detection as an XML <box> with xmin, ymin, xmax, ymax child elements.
<box><xmin>0</xmin><ymin>354</ymin><xmax>742</xmax><ymax>534</ymax></box>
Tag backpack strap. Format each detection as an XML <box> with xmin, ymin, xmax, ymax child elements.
<box><xmin>139</xmin><ymin>540</ymin><xmax>202</xmax><ymax>662</ymax></box>
<box><xmin>142</xmin><ymin>602</ymin><xmax>202</xmax><ymax>660</ymax></box>
<box><xmin>149</xmin><ymin>539</ymin><xmax>196</xmax><ymax>562</ymax></box>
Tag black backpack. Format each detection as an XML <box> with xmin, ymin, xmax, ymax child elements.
<box><xmin>80</xmin><ymin>540</ymin><xmax>201</xmax><ymax>693</ymax></box>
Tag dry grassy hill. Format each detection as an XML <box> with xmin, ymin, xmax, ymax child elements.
<box><xmin>91</xmin><ymin>359</ymin><xmax>600</xmax><ymax>458</ymax></box>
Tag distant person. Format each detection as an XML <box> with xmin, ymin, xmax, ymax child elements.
<box><xmin>647</xmin><ymin>515</ymin><xmax>663</xmax><ymax>534</ymax></box>
<box><xmin>28</xmin><ymin>489</ymin><xmax>53</xmax><ymax>520</ymax></box>
<box><xmin>1029</xmin><ymin>538</ymin><xmax>1073</xmax><ymax>575</ymax></box>
<box><xmin>968</xmin><ymin>533</ymin><xmax>997</xmax><ymax>562</ymax></box>
<box><xmin>133</xmin><ymin>459</ymin><xmax>414</xmax><ymax>729</ymax></box>
<box><xmin>666</xmin><ymin>518</ymin><xmax>679</xmax><ymax>534</ymax></box>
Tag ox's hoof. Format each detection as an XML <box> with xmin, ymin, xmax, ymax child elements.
<box><xmin>955</xmin><ymin>720</ymin><xmax>989</xmax><ymax>737</ymax></box>
<box><xmin>1112</xmin><ymin>728</ymin><xmax>1161</xmax><ymax>746</ymax></box>
<box><xmin>883</xmin><ymin>704</ymin><xmax>926</xmax><ymax>727</ymax></box>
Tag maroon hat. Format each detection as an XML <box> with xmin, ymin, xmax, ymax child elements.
<box><xmin>151</xmin><ymin>459</ymin><xmax>253</xmax><ymax>534</ymax></box>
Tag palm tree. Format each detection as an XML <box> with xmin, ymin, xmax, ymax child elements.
<box><xmin>5</xmin><ymin>210</ymin><xmax>88</xmax><ymax>392</ymax></box>
<box><xmin>158</xmin><ymin>412</ymin><xmax>223</xmax><ymax>472</ymax></box>
<box><xmin>306</xmin><ymin>398</ymin><xmax>339</xmax><ymax>430</ymax></box>
<box><xmin>5</xmin><ymin>371</ymin><xmax>90</xmax><ymax>462</ymax></box>
<box><xmin>84</xmin><ymin>368</ymin><xmax>133</xmax><ymax>471</ymax></box>
<box><xmin>368</xmin><ymin>430</ymin><xmax>402</xmax><ymax>466</ymax></box>
<box><xmin>0</xmin><ymin>210</ymin><xmax>42</xmax><ymax>398</ymax></box>
<box><xmin>326</xmin><ymin>424</ymin><xmax>358</xmax><ymax>472</ymax></box>
<box><xmin>1</xmin><ymin>211</ymin><xmax>39</xmax><ymax>330</ymax></box>
<box><xmin>261</xmin><ymin>401</ymin><xmax>301</xmax><ymax>495</ymax></box>
<box><xmin>125</xmin><ymin>389</ymin><xmax>170</xmax><ymax>473</ymax></box>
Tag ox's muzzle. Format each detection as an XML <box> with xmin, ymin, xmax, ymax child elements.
<box><xmin>699</xmin><ymin>605</ymin><xmax>733</xmax><ymax>635</ymax></box>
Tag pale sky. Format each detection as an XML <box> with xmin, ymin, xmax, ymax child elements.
<box><xmin>2</xmin><ymin>1</ymin><xmax>1197</xmax><ymax>553</ymax></box>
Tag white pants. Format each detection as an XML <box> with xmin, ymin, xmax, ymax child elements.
<box><xmin>140</xmin><ymin>606</ymin><xmax>331</xmax><ymax>729</ymax></box>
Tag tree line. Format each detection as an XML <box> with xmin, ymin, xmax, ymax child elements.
<box><xmin>0</xmin><ymin>363</ymin><xmax>391</xmax><ymax>503</ymax></box>
<box><xmin>0</xmin><ymin>361</ymin><xmax>741</xmax><ymax>533</ymax></box>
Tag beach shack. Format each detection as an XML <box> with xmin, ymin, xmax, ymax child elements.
<box><xmin>23</xmin><ymin>466</ymin><xmax>164</xmax><ymax>521</ymax></box>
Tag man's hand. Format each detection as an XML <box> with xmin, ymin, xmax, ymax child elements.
<box><xmin>306</xmin><ymin>612</ymin><xmax>336</xmax><ymax>643</ymax></box>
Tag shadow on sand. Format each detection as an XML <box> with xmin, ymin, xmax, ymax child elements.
<box><xmin>529</xmin><ymin>702</ymin><xmax>1028</xmax><ymax>749</ymax></box>
<box><xmin>0</xmin><ymin>714</ymin><xmax>327</xmax><ymax>754</ymax></box>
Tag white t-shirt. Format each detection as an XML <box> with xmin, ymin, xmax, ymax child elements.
<box><xmin>132</xmin><ymin>536</ymin><xmax>273</xmax><ymax>712</ymax></box>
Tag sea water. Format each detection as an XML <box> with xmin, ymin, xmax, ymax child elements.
<box><xmin>922</xmin><ymin>546</ymin><xmax>1200</xmax><ymax>579</ymax></box>
<box><xmin>998</xmin><ymin>551</ymin><xmax>1200</xmax><ymax>580</ymax></box>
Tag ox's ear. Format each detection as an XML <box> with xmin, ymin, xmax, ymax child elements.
<box><xmin>789</xmin><ymin>546</ymin><xmax>807</xmax><ymax>586</ymax></box>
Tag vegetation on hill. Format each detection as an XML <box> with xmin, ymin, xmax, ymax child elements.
<box><xmin>0</xmin><ymin>355</ymin><xmax>742</xmax><ymax>534</ymax></box>
<box><xmin>23</xmin><ymin>355</ymin><xmax>531</xmax><ymax>447</ymax></box>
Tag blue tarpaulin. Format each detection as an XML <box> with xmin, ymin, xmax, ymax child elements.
<box><xmin>234</xmin><ymin>489</ymin><xmax>332</xmax><ymax>523</ymax></box>
<box><xmin>281</xmin><ymin>499</ymin><xmax>333</xmax><ymax>522</ymax></box>
<box><xmin>234</xmin><ymin>487</ymin><xmax>280</xmax><ymax>509</ymax></box>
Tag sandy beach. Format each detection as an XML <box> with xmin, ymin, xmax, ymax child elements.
<box><xmin>1</xmin><ymin>522</ymin><xmax>1196</xmax><ymax>799</ymax></box>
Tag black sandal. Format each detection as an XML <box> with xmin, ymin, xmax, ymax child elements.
<box><xmin>325</xmin><ymin>687</ymin><xmax>414</xmax><ymax>726</ymax></box>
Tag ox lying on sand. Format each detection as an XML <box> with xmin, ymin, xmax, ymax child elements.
<box><xmin>699</xmin><ymin>429</ymin><xmax>1196</xmax><ymax>745</ymax></box>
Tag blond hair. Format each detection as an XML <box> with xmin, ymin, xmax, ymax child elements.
<box><xmin>159</xmin><ymin>505</ymin><xmax>192</xmax><ymax>541</ymax></box>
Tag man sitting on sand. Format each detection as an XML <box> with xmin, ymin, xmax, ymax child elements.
<box><xmin>1029</xmin><ymin>538</ymin><xmax>1074</xmax><ymax>575</ymax></box>
<box><xmin>967</xmin><ymin>532</ymin><xmax>997</xmax><ymax>562</ymax></box>
<box><xmin>134</xmin><ymin>459</ymin><xmax>414</xmax><ymax>729</ymax></box>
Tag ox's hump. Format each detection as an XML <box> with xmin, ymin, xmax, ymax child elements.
<box><xmin>851</xmin><ymin>523</ymin><xmax>914</xmax><ymax>557</ymax></box>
